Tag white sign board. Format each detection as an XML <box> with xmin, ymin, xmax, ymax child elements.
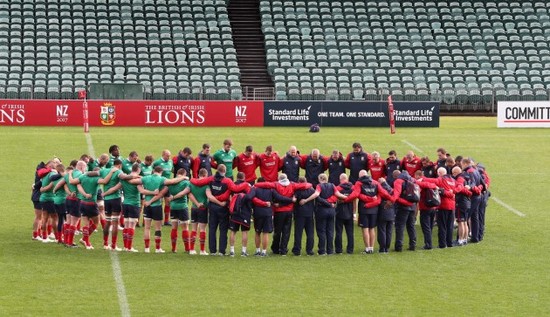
<box><xmin>498</xmin><ymin>101</ymin><xmax>550</xmax><ymax>128</ymax></box>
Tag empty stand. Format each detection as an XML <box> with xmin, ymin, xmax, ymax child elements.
<box><xmin>228</xmin><ymin>0</ymin><xmax>274</xmax><ymax>100</ymax></box>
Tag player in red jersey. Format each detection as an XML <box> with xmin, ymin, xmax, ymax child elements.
<box><xmin>233</xmin><ymin>145</ymin><xmax>258</xmax><ymax>184</ymax></box>
<box><xmin>400</xmin><ymin>151</ymin><xmax>422</xmax><ymax>176</ymax></box>
<box><xmin>368</xmin><ymin>151</ymin><xmax>386</xmax><ymax>181</ymax></box>
<box><xmin>257</xmin><ymin>145</ymin><xmax>281</xmax><ymax>182</ymax></box>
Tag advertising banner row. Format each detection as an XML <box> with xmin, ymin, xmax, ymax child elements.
<box><xmin>497</xmin><ymin>101</ymin><xmax>550</xmax><ymax>128</ymax></box>
<box><xmin>0</xmin><ymin>99</ymin><xmax>440</xmax><ymax>127</ymax></box>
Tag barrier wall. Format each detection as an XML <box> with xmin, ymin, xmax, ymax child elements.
<box><xmin>497</xmin><ymin>101</ymin><xmax>550</xmax><ymax>128</ymax></box>
<box><xmin>0</xmin><ymin>99</ymin><xmax>439</xmax><ymax>127</ymax></box>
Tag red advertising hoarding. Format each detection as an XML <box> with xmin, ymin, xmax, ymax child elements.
<box><xmin>0</xmin><ymin>100</ymin><xmax>264</xmax><ymax>127</ymax></box>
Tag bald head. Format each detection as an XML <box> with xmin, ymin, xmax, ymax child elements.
<box><xmin>452</xmin><ymin>166</ymin><xmax>462</xmax><ymax>177</ymax></box>
<box><xmin>162</xmin><ymin>150</ymin><xmax>171</xmax><ymax>161</ymax></box>
<box><xmin>437</xmin><ymin>167</ymin><xmax>447</xmax><ymax>176</ymax></box>
<box><xmin>288</xmin><ymin>146</ymin><xmax>297</xmax><ymax>157</ymax></box>
<box><xmin>358</xmin><ymin>169</ymin><xmax>368</xmax><ymax>178</ymax></box>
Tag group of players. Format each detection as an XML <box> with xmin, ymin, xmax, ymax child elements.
<box><xmin>31</xmin><ymin>140</ymin><xmax>490</xmax><ymax>256</ymax></box>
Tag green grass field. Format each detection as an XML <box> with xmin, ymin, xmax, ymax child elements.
<box><xmin>1</xmin><ymin>117</ymin><xmax>549</xmax><ymax>316</ymax></box>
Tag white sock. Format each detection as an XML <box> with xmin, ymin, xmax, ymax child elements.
<box><xmin>242</xmin><ymin>246</ymin><xmax>247</xmax><ymax>253</ymax></box>
<box><xmin>230</xmin><ymin>246</ymin><xmax>235</xmax><ymax>253</ymax></box>
<box><xmin>261</xmin><ymin>249</ymin><xmax>267</xmax><ymax>254</ymax></box>
<box><xmin>256</xmin><ymin>248</ymin><xmax>261</xmax><ymax>253</ymax></box>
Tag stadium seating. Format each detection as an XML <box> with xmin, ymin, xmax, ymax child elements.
<box><xmin>260</xmin><ymin>0</ymin><xmax>550</xmax><ymax>108</ymax></box>
<box><xmin>0</xmin><ymin>0</ymin><xmax>241</xmax><ymax>100</ymax></box>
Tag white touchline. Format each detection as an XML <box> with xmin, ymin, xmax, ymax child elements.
<box><xmin>85</xmin><ymin>132</ymin><xmax>131</xmax><ymax>317</ymax></box>
<box><xmin>399</xmin><ymin>139</ymin><xmax>525</xmax><ymax>218</ymax></box>
<box><xmin>491</xmin><ymin>196</ymin><xmax>526</xmax><ymax>218</ymax></box>
<box><xmin>401</xmin><ymin>140</ymin><xmax>425</xmax><ymax>154</ymax></box>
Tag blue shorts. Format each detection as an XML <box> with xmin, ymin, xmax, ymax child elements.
<box><xmin>191</xmin><ymin>207</ymin><xmax>208</xmax><ymax>224</ymax></box>
<box><xmin>55</xmin><ymin>203</ymin><xmax>66</xmax><ymax>216</ymax></box>
<box><xmin>358</xmin><ymin>213</ymin><xmax>378</xmax><ymax>229</ymax></box>
<box><xmin>41</xmin><ymin>201</ymin><xmax>56</xmax><ymax>214</ymax></box>
<box><xmin>144</xmin><ymin>205</ymin><xmax>163</xmax><ymax>221</ymax></box>
<box><xmin>66</xmin><ymin>198</ymin><xmax>80</xmax><ymax>218</ymax></box>
<box><xmin>105</xmin><ymin>198</ymin><xmax>122</xmax><ymax>215</ymax></box>
<box><xmin>170</xmin><ymin>208</ymin><xmax>190</xmax><ymax>222</ymax></box>
<box><xmin>455</xmin><ymin>207</ymin><xmax>469</xmax><ymax>222</ymax></box>
<box><xmin>123</xmin><ymin>204</ymin><xmax>140</xmax><ymax>219</ymax></box>
<box><xmin>254</xmin><ymin>215</ymin><xmax>273</xmax><ymax>233</ymax></box>
<box><xmin>80</xmin><ymin>201</ymin><xmax>99</xmax><ymax>218</ymax></box>
<box><xmin>33</xmin><ymin>201</ymin><xmax>41</xmax><ymax>210</ymax></box>
<box><xmin>229</xmin><ymin>221</ymin><xmax>250</xmax><ymax>232</ymax></box>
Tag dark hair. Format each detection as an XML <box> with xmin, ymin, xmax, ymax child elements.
<box><xmin>388</xmin><ymin>150</ymin><xmax>397</xmax><ymax>156</ymax></box>
<box><xmin>352</xmin><ymin>142</ymin><xmax>362</xmax><ymax>149</ymax></box>
<box><xmin>154</xmin><ymin>166</ymin><xmax>164</xmax><ymax>173</ymax></box>
<box><xmin>109</xmin><ymin>145</ymin><xmax>119</xmax><ymax>154</ymax></box>
<box><xmin>113</xmin><ymin>159</ymin><xmax>122</xmax><ymax>166</ymax></box>
<box><xmin>183</xmin><ymin>147</ymin><xmax>192</xmax><ymax>154</ymax></box>
<box><xmin>245</xmin><ymin>145</ymin><xmax>253</xmax><ymax>152</ymax></box>
<box><xmin>202</xmin><ymin>143</ymin><xmax>210</xmax><ymax>150</ymax></box>
<box><xmin>237</xmin><ymin>172</ymin><xmax>245</xmax><ymax>180</ymax></box>
<box><xmin>131</xmin><ymin>163</ymin><xmax>140</xmax><ymax>172</ymax></box>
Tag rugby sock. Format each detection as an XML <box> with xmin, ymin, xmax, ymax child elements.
<box><xmin>144</xmin><ymin>238</ymin><xmax>150</xmax><ymax>249</ymax></box>
<box><xmin>68</xmin><ymin>225</ymin><xmax>76</xmax><ymax>245</ymax></box>
<box><xmin>122</xmin><ymin>228</ymin><xmax>128</xmax><ymax>249</ymax></box>
<box><xmin>103</xmin><ymin>225</ymin><xmax>110</xmax><ymax>246</ymax></box>
<box><xmin>111</xmin><ymin>231</ymin><xmax>118</xmax><ymax>249</ymax></box>
<box><xmin>83</xmin><ymin>226</ymin><xmax>90</xmax><ymax>246</ymax></box>
<box><xmin>47</xmin><ymin>224</ymin><xmax>53</xmax><ymax>236</ymax></box>
<box><xmin>76</xmin><ymin>219</ymin><xmax>81</xmax><ymax>231</ymax></box>
<box><xmin>164</xmin><ymin>205</ymin><xmax>171</xmax><ymax>223</ymax></box>
<box><xmin>128</xmin><ymin>229</ymin><xmax>135</xmax><ymax>250</ymax></box>
<box><xmin>230</xmin><ymin>246</ymin><xmax>235</xmax><ymax>253</ymax></box>
<box><xmin>199</xmin><ymin>232</ymin><xmax>206</xmax><ymax>251</ymax></box>
<box><xmin>63</xmin><ymin>223</ymin><xmax>69</xmax><ymax>244</ymax></box>
<box><xmin>55</xmin><ymin>231</ymin><xmax>62</xmax><ymax>243</ymax></box>
<box><xmin>155</xmin><ymin>231</ymin><xmax>162</xmax><ymax>250</ymax></box>
<box><xmin>89</xmin><ymin>223</ymin><xmax>97</xmax><ymax>238</ymax></box>
<box><xmin>171</xmin><ymin>229</ymin><xmax>178</xmax><ymax>252</ymax></box>
<box><xmin>119</xmin><ymin>214</ymin><xmax>124</xmax><ymax>227</ymax></box>
<box><xmin>256</xmin><ymin>248</ymin><xmax>261</xmax><ymax>253</ymax></box>
<box><xmin>242</xmin><ymin>246</ymin><xmax>247</xmax><ymax>253</ymax></box>
<box><xmin>190</xmin><ymin>231</ymin><xmax>197</xmax><ymax>251</ymax></box>
<box><xmin>33</xmin><ymin>230</ymin><xmax>38</xmax><ymax>239</ymax></box>
<box><xmin>100</xmin><ymin>218</ymin><xmax>107</xmax><ymax>230</ymax></box>
<box><xmin>182</xmin><ymin>230</ymin><xmax>190</xmax><ymax>251</ymax></box>
<box><xmin>41</xmin><ymin>228</ymin><xmax>48</xmax><ymax>240</ymax></box>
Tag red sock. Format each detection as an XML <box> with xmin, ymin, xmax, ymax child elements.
<box><xmin>83</xmin><ymin>226</ymin><xmax>90</xmax><ymax>246</ymax></box>
<box><xmin>33</xmin><ymin>230</ymin><xmax>38</xmax><ymax>239</ymax></box>
<box><xmin>190</xmin><ymin>231</ymin><xmax>197</xmax><ymax>251</ymax></box>
<box><xmin>63</xmin><ymin>223</ymin><xmax>69</xmax><ymax>243</ymax></box>
<box><xmin>199</xmin><ymin>232</ymin><xmax>206</xmax><ymax>252</ymax></box>
<box><xmin>164</xmin><ymin>205</ymin><xmax>171</xmax><ymax>222</ymax></box>
<box><xmin>100</xmin><ymin>218</ymin><xmax>107</xmax><ymax>230</ymax></box>
<box><xmin>47</xmin><ymin>224</ymin><xmax>53</xmax><ymax>236</ymax></box>
<box><xmin>119</xmin><ymin>214</ymin><xmax>125</xmax><ymax>226</ymax></box>
<box><xmin>122</xmin><ymin>228</ymin><xmax>128</xmax><ymax>249</ymax></box>
<box><xmin>144</xmin><ymin>238</ymin><xmax>150</xmax><ymax>249</ymax></box>
<box><xmin>128</xmin><ymin>229</ymin><xmax>135</xmax><ymax>250</ymax></box>
<box><xmin>171</xmin><ymin>229</ymin><xmax>178</xmax><ymax>252</ymax></box>
<box><xmin>155</xmin><ymin>236</ymin><xmax>161</xmax><ymax>250</ymax></box>
<box><xmin>42</xmin><ymin>228</ymin><xmax>48</xmax><ymax>240</ymax></box>
<box><xmin>111</xmin><ymin>230</ymin><xmax>118</xmax><ymax>249</ymax></box>
<box><xmin>182</xmin><ymin>230</ymin><xmax>190</xmax><ymax>251</ymax></box>
<box><xmin>55</xmin><ymin>231</ymin><xmax>62</xmax><ymax>243</ymax></box>
<box><xmin>103</xmin><ymin>230</ymin><xmax>109</xmax><ymax>246</ymax></box>
<box><xmin>76</xmin><ymin>219</ymin><xmax>81</xmax><ymax>231</ymax></box>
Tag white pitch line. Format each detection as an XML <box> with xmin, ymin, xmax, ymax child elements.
<box><xmin>491</xmin><ymin>196</ymin><xmax>526</xmax><ymax>218</ymax></box>
<box><xmin>401</xmin><ymin>140</ymin><xmax>425</xmax><ymax>154</ymax></box>
<box><xmin>85</xmin><ymin>132</ymin><xmax>131</xmax><ymax>317</ymax></box>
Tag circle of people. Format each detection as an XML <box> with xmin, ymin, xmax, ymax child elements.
<box><xmin>32</xmin><ymin>140</ymin><xmax>491</xmax><ymax>257</ymax></box>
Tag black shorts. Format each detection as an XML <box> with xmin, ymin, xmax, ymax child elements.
<box><xmin>191</xmin><ymin>207</ymin><xmax>208</xmax><ymax>224</ymax></box>
<box><xmin>123</xmin><ymin>204</ymin><xmax>140</xmax><ymax>219</ymax></box>
<box><xmin>229</xmin><ymin>221</ymin><xmax>250</xmax><ymax>232</ymax></box>
<box><xmin>105</xmin><ymin>198</ymin><xmax>122</xmax><ymax>216</ymax></box>
<box><xmin>55</xmin><ymin>203</ymin><xmax>66</xmax><ymax>216</ymax></box>
<box><xmin>33</xmin><ymin>201</ymin><xmax>41</xmax><ymax>210</ymax></box>
<box><xmin>358</xmin><ymin>213</ymin><xmax>378</xmax><ymax>229</ymax></box>
<box><xmin>80</xmin><ymin>201</ymin><xmax>99</xmax><ymax>218</ymax></box>
<box><xmin>254</xmin><ymin>215</ymin><xmax>273</xmax><ymax>233</ymax></box>
<box><xmin>96</xmin><ymin>189</ymin><xmax>103</xmax><ymax>201</ymax></box>
<box><xmin>455</xmin><ymin>208</ymin><xmax>469</xmax><ymax>222</ymax></box>
<box><xmin>170</xmin><ymin>208</ymin><xmax>190</xmax><ymax>222</ymax></box>
<box><xmin>144</xmin><ymin>205</ymin><xmax>163</xmax><ymax>221</ymax></box>
<box><xmin>41</xmin><ymin>201</ymin><xmax>56</xmax><ymax>214</ymax></box>
<box><xmin>66</xmin><ymin>198</ymin><xmax>80</xmax><ymax>218</ymax></box>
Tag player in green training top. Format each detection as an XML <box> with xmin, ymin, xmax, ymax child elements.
<box><xmin>70</xmin><ymin>166</ymin><xmax>118</xmax><ymax>249</ymax></box>
<box><xmin>188</xmin><ymin>168</ymin><xmax>210</xmax><ymax>255</ymax></box>
<box><xmin>99</xmin><ymin>159</ymin><xmax>124</xmax><ymax>251</ymax></box>
<box><xmin>39</xmin><ymin>161</ymin><xmax>62</xmax><ymax>243</ymax></box>
<box><xmin>129</xmin><ymin>166</ymin><xmax>186</xmax><ymax>253</ymax></box>
<box><xmin>105</xmin><ymin>145</ymin><xmax>120</xmax><ymax>168</ymax></box>
<box><xmin>167</xmin><ymin>169</ymin><xmax>192</xmax><ymax>253</ymax></box>
<box><xmin>120</xmin><ymin>163</ymin><xmax>152</xmax><ymax>252</ymax></box>
<box><xmin>122</xmin><ymin>151</ymin><xmax>139</xmax><ymax>174</ymax></box>
<box><xmin>213</xmin><ymin>139</ymin><xmax>237</xmax><ymax>179</ymax></box>
<box><xmin>153</xmin><ymin>149</ymin><xmax>174</xmax><ymax>225</ymax></box>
